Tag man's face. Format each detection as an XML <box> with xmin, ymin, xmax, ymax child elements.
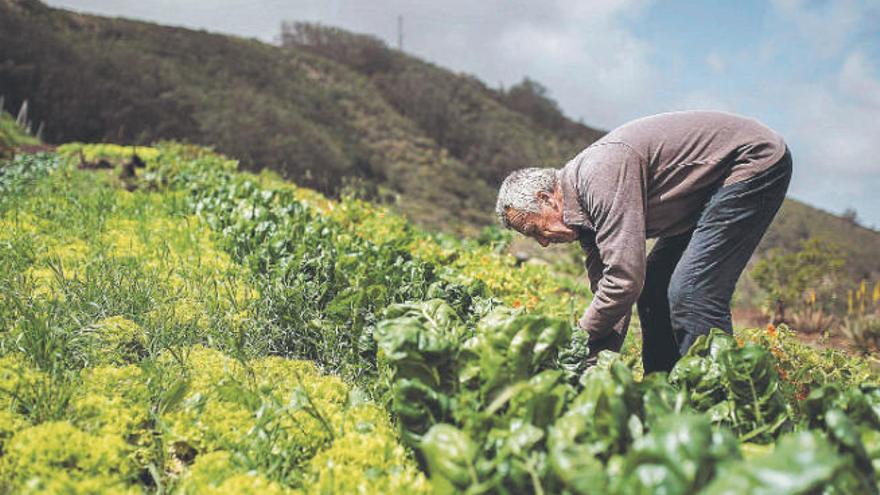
<box><xmin>506</xmin><ymin>188</ymin><xmax>578</xmax><ymax>247</ymax></box>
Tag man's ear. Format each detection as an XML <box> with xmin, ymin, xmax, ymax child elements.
<box><xmin>535</xmin><ymin>190</ymin><xmax>552</xmax><ymax>206</ymax></box>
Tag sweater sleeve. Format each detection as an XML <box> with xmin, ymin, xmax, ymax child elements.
<box><xmin>576</xmin><ymin>143</ymin><xmax>647</xmax><ymax>339</ymax></box>
<box><xmin>580</xmin><ymin>234</ymin><xmax>633</xmax><ymax>341</ymax></box>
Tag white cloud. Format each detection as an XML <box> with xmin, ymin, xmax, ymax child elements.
<box><xmin>784</xmin><ymin>51</ymin><xmax>880</xmax><ymax>177</ymax></box>
<box><xmin>839</xmin><ymin>51</ymin><xmax>880</xmax><ymax>107</ymax></box>
<box><xmin>766</xmin><ymin>48</ymin><xmax>880</xmax><ymax>225</ymax></box>
<box><xmin>770</xmin><ymin>0</ymin><xmax>875</xmax><ymax>58</ymax></box>
<box><xmin>491</xmin><ymin>0</ymin><xmax>657</xmax><ymax>127</ymax></box>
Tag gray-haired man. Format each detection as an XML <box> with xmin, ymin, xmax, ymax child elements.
<box><xmin>496</xmin><ymin>110</ymin><xmax>792</xmax><ymax>373</ymax></box>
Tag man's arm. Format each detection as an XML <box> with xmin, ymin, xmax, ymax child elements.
<box><xmin>576</xmin><ymin>143</ymin><xmax>647</xmax><ymax>340</ymax></box>
<box><xmin>581</xmin><ymin>234</ymin><xmax>633</xmax><ymax>341</ymax></box>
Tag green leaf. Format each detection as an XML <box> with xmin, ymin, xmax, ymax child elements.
<box><xmin>703</xmin><ymin>431</ymin><xmax>866</xmax><ymax>495</ymax></box>
<box><xmin>421</xmin><ymin>423</ymin><xmax>478</xmax><ymax>493</ymax></box>
<box><xmin>613</xmin><ymin>414</ymin><xmax>739</xmax><ymax>494</ymax></box>
<box><xmin>391</xmin><ymin>378</ymin><xmax>452</xmax><ymax>445</ymax></box>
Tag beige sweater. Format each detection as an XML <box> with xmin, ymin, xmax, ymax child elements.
<box><xmin>557</xmin><ymin>110</ymin><xmax>787</xmax><ymax>339</ymax></box>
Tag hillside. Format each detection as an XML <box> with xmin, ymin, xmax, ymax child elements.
<box><xmin>761</xmin><ymin>199</ymin><xmax>880</xmax><ymax>279</ymax></box>
<box><xmin>282</xmin><ymin>23</ymin><xmax>603</xmax><ymax>186</ymax></box>
<box><xmin>2</xmin><ymin>0</ymin><xmax>880</xmax><ymax>278</ymax></box>
<box><xmin>0</xmin><ymin>0</ymin><xmax>602</xmax><ymax>235</ymax></box>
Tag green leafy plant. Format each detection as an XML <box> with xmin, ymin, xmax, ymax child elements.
<box><xmin>1</xmin><ymin>143</ymin><xmax>878</xmax><ymax>493</ymax></box>
<box><xmin>752</xmin><ymin>238</ymin><xmax>844</xmax><ymax>324</ymax></box>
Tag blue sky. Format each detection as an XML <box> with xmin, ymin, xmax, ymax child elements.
<box><xmin>46</xmin><ymin>0</ymin><xmax>880</xmax><ymax>227</ymax></box>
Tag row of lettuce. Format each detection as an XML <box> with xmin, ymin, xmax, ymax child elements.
<box><xmin>1</xmin><ymin>142</ymin><xmax>878</xmax><ymax>493</ymax></box>
<box><xmin>0</xmin><ymin>150</ymin><xmax>428</xmax><ymax>493</ymax></box>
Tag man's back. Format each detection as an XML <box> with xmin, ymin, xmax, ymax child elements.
<box><xmin>565</xmin><ymin>110</ymin><xmax>787</xmax><ymax>238</ymax></box>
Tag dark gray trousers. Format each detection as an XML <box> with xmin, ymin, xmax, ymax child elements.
<box><xmin>638</xmin><ymin>149</ymin><xmax>793</xmax><ymax>373</ymax></box>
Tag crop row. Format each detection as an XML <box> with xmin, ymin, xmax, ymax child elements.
<box><xmin>1</xmin><ymin>143</ymin><xmax>877</xmax><ymax>493</ymax></box>
<box><xmin>0</xmin><ymin>151</ymin><xmax>427</xmax><ymax>493</ymax></box>
<box><xmin>138</xmin><ymin>143</ymin><xmax>879</xmax><ymax>493</ymax></box>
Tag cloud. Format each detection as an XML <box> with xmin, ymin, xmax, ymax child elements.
<box><xmin>770</xmin><ymin>0</ymin><xmax>876</xmax><ymax>58</ymax></box>
<box><xmin>839</xmin><ymin>51</ymin><xmax>880</xmax><ymax>107</ymax></box>
<box><xmin>490</xmin><ymin>0</ymin><xmax>657</xmax><ymax>127</ymax></box>
<box><xmin>783</xmin><ymin>50</ymin><xmax>880</xmax><ymax>178</ymax></box>
<box><xmin>769</xmin><ymin>48</ymin><xmax>880</xmax><ymax>223</ymax></box>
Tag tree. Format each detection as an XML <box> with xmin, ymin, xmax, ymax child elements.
<box><xmin>503</xmin><ymin>78</ymin><xmax>565</xmax><ymax>132</ymax></box>
<box><xmin>751</xmin><ymin>238</ymin><xmax>844</xmax><ymax>324</ymax></box>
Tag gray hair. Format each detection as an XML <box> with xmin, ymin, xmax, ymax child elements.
<box><xmin>495</xmin><ymin>167</ymin><xmax>558</xmax><ymax>228</ymax></box>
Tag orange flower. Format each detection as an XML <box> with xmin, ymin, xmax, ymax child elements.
<box><xmin>766</xmin><ymin>323</ymin><xmax>777</xmax><ymax>337</ymax></box>
<box><xmin>512</xmin><ymin>299</ymin><xmax>522</xmax><ymax>309</ymax></box>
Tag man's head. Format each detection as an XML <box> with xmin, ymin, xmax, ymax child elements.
<box><xmin>495</xmin><ymin>168</ymin><xmax>578</xmax><ymax>247</ymax></box>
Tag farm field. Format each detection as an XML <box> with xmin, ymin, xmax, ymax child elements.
<box><xmin>0</xmin><ymin>142</ymin><xmax>878</xmax><ymax>494</ymax></box>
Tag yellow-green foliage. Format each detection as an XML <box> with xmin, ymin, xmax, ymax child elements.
<box><xmin>91</xmin><ymin>317</ymin><xmax>147</xmax><ymax>365</ymax></box>
<box><xmin>0</xmin><ymin>211</ymin><xmax>50</xmax><ymax>241</ymax></box>
<box><xmin>179</xmin><ymin>451</ymin><xmax>292</xmax><ymax>495</ymax></box>
<box><xmin>0</xmin><ymin>210</ymin><xmax>88</xmax><ymax>300</ymax></box>
<box><xmin>0</xmin><ymin>410</ymin><xmax>25</xmax><ymax>452</ymax></box>
<box><xmin>0</xmin><ymin>144</ymin><xmax>430</xmax><ymax>493</ymax></box>
<box><xmin>57</xmin><ymin>142</ymin><xmax>159</xmax><ymax>163</ymax></box>
<box><xmin>4</xmin><ymin>157</ymin><xmax>254</xmax><ymax>328</ymax></box>
<box><xmin>71</xmin><ymin>365</ymin><xmax>154</xmax><ymax>468</ymax></box>
<box><xmin>0</xmin><ymin>354</ymin><xmax>50</xmax><ymax>417</ymax></box>
<box><xmin>1</xmin><ymin>421</ymin><xmax>135</xmax><ymax>494</ymax></box>
<box><xmin>163</xmin><ymin>347</ymin><xmax>428</xmax><ymax>493</ymax></box>
<box><xmin>302</xmin><ymin>405</ymin><xmax>430</xmax><ymax>494</ymax></box>
<box><xmin>0</xmin><ymin>346</ymin><xmax>429</xmax><ymax>493</ymax></box>
<box><xmin>57</xmin><ymin>142</ymin><xmax>570</xmax><ymax>314</ymax></box>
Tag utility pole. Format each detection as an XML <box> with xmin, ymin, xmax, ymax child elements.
<box><xmin>397</xmin><ymin>15</ymin><xmax>403</xmax><ymax>51</ymax></box>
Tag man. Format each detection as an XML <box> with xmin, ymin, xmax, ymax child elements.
<box><xmin>495</xmin><ymin>110</ymin><xmax>792</xmax><ymax>373</ymax></box>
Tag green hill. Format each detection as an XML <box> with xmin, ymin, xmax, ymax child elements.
<box><xmin>282</xmin><ymin>23</ymin><xmax>603</xmax><ymax>187</ymax></box>
<box><xmin>2</xmin><ymin>0</ymin><xmax>879</xmax><ymax>279</ymax></box>
<box><xmin>759</xmin><ymin>199</ymin><xmax>880</xmax><ymax>280</ymax></box>
<box><xmin>0</xmin><ymin>0</ymin><xmax>601</xmax><ymax>235</ymax></box>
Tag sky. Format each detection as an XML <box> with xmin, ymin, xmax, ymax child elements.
<box><xmin>46</xmin><ymin>0</ymin><xmax>880</xmax><ymax>228</ymax></box>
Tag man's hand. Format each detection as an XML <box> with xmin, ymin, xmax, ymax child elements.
<box><xmin>583</xmin><ymin>330</ymin><xmax>626</xmax><ymax>367</ymax></box>
<box><xmin>577</xmin><ymin>317</ymin><xmax>611</xmax><ymax>343</ymax></box>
